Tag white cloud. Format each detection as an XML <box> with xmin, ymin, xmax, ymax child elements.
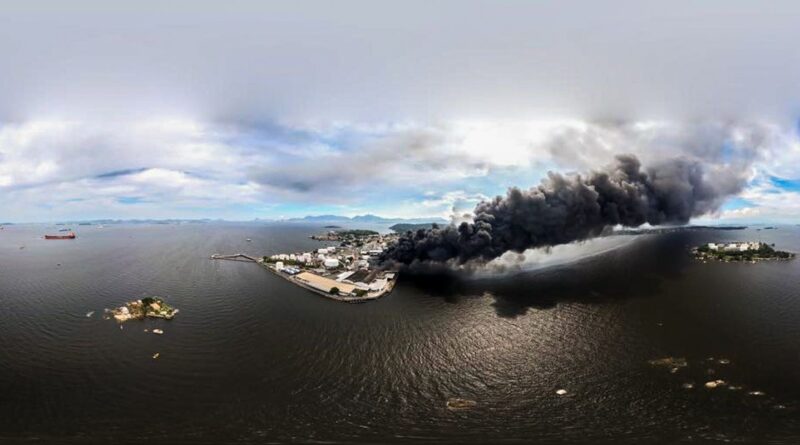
<box><xmin>0</xmin><ymin>117</ymin><xmax>797</xmax><ymax>222</ymax></box>
<box><xmin>2</xmin><ymin>2</ymin><xmax>800</xmax><ymax>221</ymax></box>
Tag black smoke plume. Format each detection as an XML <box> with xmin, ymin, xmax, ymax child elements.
<box><xmin>383</xmin><ymin>154</ymin><xmax>744</xmax><ymax>267</ymax></box>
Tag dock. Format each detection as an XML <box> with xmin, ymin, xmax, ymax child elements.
<box><xmin>210</xmin><ymin>253</ymin><xmax>258</xmax><ymax>262</ymax></box>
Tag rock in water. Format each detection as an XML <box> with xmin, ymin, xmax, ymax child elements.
<box><xmin>648</xmin><ymin>357</ymin><xmax>688</xmax><ymax>369</ymax></box>
<box><xmin>446</xmin><ymin>398</ymin><xmax>476</xmax><ymax>410</ymax></box>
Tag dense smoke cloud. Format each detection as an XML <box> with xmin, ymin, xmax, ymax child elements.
<box><xmin>383</xmin><ymin>155</ymin><xmax>745</xmax><ymax>266</ymax></box>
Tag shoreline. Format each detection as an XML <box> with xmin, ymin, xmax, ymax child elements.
<box><xmin>258</xmin><ymin>260</ymin><xmax>395</xmax><ymax>303</ymax></box>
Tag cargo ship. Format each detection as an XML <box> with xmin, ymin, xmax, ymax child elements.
<box><xmin>44</xmin><ymin>232</ymin><xmax>76</xmax><ymax>240</ymax></box>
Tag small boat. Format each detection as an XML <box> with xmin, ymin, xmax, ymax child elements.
<box><xmin>45</xmin><ymin>232</ymin><xmax>76</xmax><ymax>240</ymax></box>
<box><xmin>246</xmin><ymin>238</ymin><xmax>252</xmax><ymax>242</ymax></box>
<box><xmin>58</xmin><ymin>228</ymin><xmax>72</xmax><ymax>232</ymax></box>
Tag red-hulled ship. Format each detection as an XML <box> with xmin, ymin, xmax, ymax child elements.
<box><xmin>44</xmin><ymin>231</ymin><xmax>76</xmax><ymax>240</ymax></box>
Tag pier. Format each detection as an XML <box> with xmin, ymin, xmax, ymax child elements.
<box><xmin>210</xmin><ymin>253</ymin><xmax>259</xmax><ymax>262</ymax></box>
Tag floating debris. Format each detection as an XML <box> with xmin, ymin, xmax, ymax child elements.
<box><xmin>119</xmin><ymin>325</ymin><xmax>123</xmax><ymax>330</ymax></box>
<box><xmin>446</xmin><ymin>398</ymin><xmax>477</xmax><ymax>410</ymax></box>
<box><xmin>152</xmin><ymin>353</ymin><xmax>160</xmax><ymax>359</ymax></box>
<box><xmin>774</xmin><ymin>404</ymin><xmax>786</xmax><ymax>410</ymax></box>
<box><xmin>86</xmin><ymin>311</ymin><xmax>94</xmax><ymax>318</ymax></box>
<box><xmin>705</xmin><ymin>380</ymin><xmax>727</xmax><ymax>389</ymax></box>
<box><xmin>717</xmin><ymin>358</ymin><xmax>730</xmax><ymax>365</ymax></box>
<box><xmin>682</xmin><ymin>383</ymin><xmax>695</xmax><ymax>389</ymax></box>
<box><xmin>748</xmin><ymin>391</ymin><xmax>765</xmax><ymax>396</ymax></box>
<box><xmin>152</xmin><ymin>329</ymin><xmax>164</xmax><ymax>335</ymax></box>
<box><xmin>144</xmin><ymin>329</ymin><xmax>149</xmax><ymax>332</ymax></box>
<box><xmin>555</xmin><ymin>389</ymin><xmax>568</xmax><ymax>395</ymax></box>
<box><xmin>706</xmin><ymin>368</ymin><xmax>716</xmax><ymax>375</ymax></box>
<box><xmin>728</xmin><ymin>385</ymin><xmax>742</xmax><ymax>391</ymax></box>
<box><xmin>648</xmin><ymin>357</ymin><xmax>688</xmax><ymax>369</ymax></box>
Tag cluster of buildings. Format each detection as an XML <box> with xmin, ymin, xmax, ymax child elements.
<box><xmin>706</xmin><ymin>242</ymin><xmax>762</xmax><ymax>252</ymax></box>
<box><xmin>262</xmin><ymin>232</ymin><xmax>399</xmax><ymax>300</ymax></box>
<box><xmin>267</xmin><ymin>244</ymin><xmax>380</xmax><ymax>272</ymax></box>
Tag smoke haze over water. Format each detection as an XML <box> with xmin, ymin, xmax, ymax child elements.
<box><xmin>383</xmin><ymin>154</ymin><xmax>747</xmax><ymax>267</ymax></box>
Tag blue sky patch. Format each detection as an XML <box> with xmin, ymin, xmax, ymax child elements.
<box><xmin>769</xmin><ymin>176</ymin><xmax>800</xmax><ymax>192</ymax></box>
<box><xmin>721</xmin><ymin>197</ymin><xmax>755</xmax><ymax>210</ymax></box>
<box><xmin>117</xmin><ymin>196</ymin><xmax>147</xmax><ymax>205</ymax></box>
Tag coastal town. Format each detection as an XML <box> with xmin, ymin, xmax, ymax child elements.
<box><xmin>263</xmin><ymin>229</ymin><xmax>399</xmax><ymax>301</ymax></box>
<box><xmin>692</xmin><ymin>241</ymin><xmax>795</xmax><ymax>262</ymax></box>
<box><xmin>213</xmin><ymin>229</ymin><xmax>401</xmax><ymax>302</ymax></box>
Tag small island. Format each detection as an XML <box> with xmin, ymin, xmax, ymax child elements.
<box><xmin>693</xmin><ymin>241</ymin><xmax>794</xmax><ymax>262</ymax></box>
<box><xmin>107</xmin><ymin>297</ymin><xmax>179</xmax><ymax>322</ymax></box>
<box><xmin>389</xmin><ymin>222</ymin><xmax>439</xmax><ymax>233</ymax></box>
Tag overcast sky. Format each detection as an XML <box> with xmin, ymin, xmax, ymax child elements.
<box><xmin>2</xmin><ymin>0</ymin><xmax>800</xmax><ymax>222</ymax></box>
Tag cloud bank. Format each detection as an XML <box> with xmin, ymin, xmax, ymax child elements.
<box><xmin>1</xmin><ymin>1</ymin><xmax>800</xmax><ymax>222</ymax></box>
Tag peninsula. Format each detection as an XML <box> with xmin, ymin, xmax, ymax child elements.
<box><xmin>213</xmin><ymin>230</ymin><xmax>399</xmax><ymax>302</ymax></box>
<box><xmin>692</xmin><ymin>242</ymin><xmax>794</xmax><ymax>262</ymax></box>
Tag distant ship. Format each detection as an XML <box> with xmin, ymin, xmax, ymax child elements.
<box><xmin>58</xmin><ymin>228</ymin><xmax>72</xmax><ymax>232</ymax></box>
<box><xmin>45</xmin><ymin>232</ymin><xmax>76</xmax><ymax>240</ymax></box>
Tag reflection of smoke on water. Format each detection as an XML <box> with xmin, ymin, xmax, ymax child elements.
<box><xmin>471</xmin><ymin>235</ymin><xmax>640</xmax><ymax>278</ymax></box>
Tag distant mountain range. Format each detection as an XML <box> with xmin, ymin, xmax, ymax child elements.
<box><xmin>284</xmin><ymin>214</ymin><xmax>448</xmax><ymax>224</ymax></box>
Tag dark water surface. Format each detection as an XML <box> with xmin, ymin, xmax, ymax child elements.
<box><xmin>1</xmin><ymin>223</ymin><xmax>799</xmax><ymax>444</ymax></box>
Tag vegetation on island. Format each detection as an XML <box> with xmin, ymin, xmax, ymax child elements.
<box><xmin>337</xmin><ymin>229</ymin><xmax>379</xmax><ymax>237</ymax></box>
<box><xmin>310</xmin><ymin>229</ymin><xmax>380</xmax><ymax>241</ymax></box>
<box><xmin>107</xmin><ymin>297</ymin><xmax>179</xmax><ymax>322</ymax></box>
<box><xmin>390</xmin><ymin>222</ymin><xmax>440</xmax><ymax>233</ymax></box>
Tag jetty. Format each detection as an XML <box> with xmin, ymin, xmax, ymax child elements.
<box><xmin>210</xmin><ymin>253</ymin><xmax>258</xmax><ymax>262</ymax></box>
